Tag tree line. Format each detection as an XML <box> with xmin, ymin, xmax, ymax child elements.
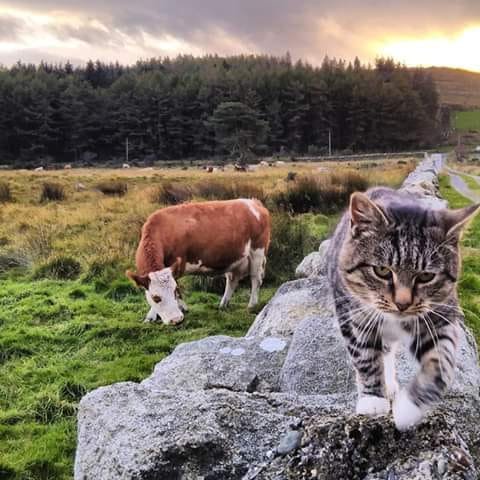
<box><xmin>0</xmin><ymin>54</ymin><xmax>440</xmax><ymax>166</ymax></box>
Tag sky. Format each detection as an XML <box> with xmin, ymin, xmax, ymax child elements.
<box><xmin>0</xmin><ymin>1</ymin><xmax>479</xmax><ymax>71</ymax></box>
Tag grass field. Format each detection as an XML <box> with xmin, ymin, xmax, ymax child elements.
<box><xmin>0</xmin><ymin>159</ymin><xmax>414</xmax><ymax>479</ymax></box>
<box><xmin>453</xmin><ymin>110</ymin><xmax>480</xmax><ymax>131</ymax></box>
<box><xmin>439</xmin><ymin>175</ymin><xmax>480</xmax><ymax>341</ymax></box>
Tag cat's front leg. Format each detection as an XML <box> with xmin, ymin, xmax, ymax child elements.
<box><xmin>393</xmin><ymin>321</ymin><xmax>459</xmax><ymax>431</ymax></box>
<box><xmin>384</xmin><ymin>342</ymin><xmax>400</xmax><ymax>400</ymax></box>
<box><xmin>349</xmin><ymin>341</ymin><xmax>390</xmax><ymax>416</ymax></box>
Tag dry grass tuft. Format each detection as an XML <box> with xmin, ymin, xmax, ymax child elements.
<box><xmin>0</xmin><ymin>182</ymin><xmax>12</xmax><ymax>202</ymax></box>
<box><xmin>95</xmin><ymin>181</ymin><xmax>128</xmax><ymax>196</ymax></box>
<box><xmin>40</xmin><ymin>182</ymin><xmax>65</xmax><ymax>202</ymax></box>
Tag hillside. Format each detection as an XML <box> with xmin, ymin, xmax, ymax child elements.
<box><xmin>426</xmin><ymin>66</ymin><xmax>480</xmax><ymax>108</ymax></box>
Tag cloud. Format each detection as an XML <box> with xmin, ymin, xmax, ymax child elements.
<box><xmin>0</xmin><ymin>15</ymin><xmax>25</xmax><ymax>41</ymax></box>
<box><xmin>0</xmin><ymin>0</ymin><xmax>479</xmax><ymax>67</ymax></box>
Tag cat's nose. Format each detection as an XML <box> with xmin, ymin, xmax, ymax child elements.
<box><xmin>395</xmin><ymin>301</ymin><xmax>411</xmax><ymax>312</ymax></box>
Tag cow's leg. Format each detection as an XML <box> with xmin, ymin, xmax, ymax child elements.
<box><xmin>219</xmin><ymin>272</ymin><xmax>240</xmax><ymax>309</ymax></box>
<box><xmin>248</xmin><ymin>248</ymin><xmax>266</xmax><ymax>309</ymax></box>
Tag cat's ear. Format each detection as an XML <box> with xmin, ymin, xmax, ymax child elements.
<box><xmin>350</xmin><ymin>192</ymin><xmax>388</xmax><ymax>236</ymax></box>
<box><xmin>444</xmin><ymin>204</ymin><xmax>480</xmax><ymax>241</ymax></box>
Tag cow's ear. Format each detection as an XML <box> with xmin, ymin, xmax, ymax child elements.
<box><xmin>126</xmin><ymin>270</ymin><xmax>150</xmax><ymax>289</ymax></box>
<box><xmin>169</xmin><ymin>257</ymin><xmax>183</xmax><ymax>278</ymax></box>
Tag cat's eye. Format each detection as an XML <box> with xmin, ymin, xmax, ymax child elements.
<box><xmin>416</xmin><ymin>272</ymin><xmax>435</xmax><ymax>283</ymax></box>
<box><xmin>373</xmin><ymin>266</ymin><xmax>392</xmax><ymax>279</ymax></box>
<box><xmin>152</xmin><ymin>295</ymin><xmax>162</xmax><ymax>303</ymax></box>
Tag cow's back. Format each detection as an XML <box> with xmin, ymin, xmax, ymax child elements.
<box><xmin>139</xmin><ymin>199</ymin><xmax>270</xmax><ymax>273</ymax></box>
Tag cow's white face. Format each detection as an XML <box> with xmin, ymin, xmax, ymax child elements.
<box><xmin>145</xmin><ymin>269</ymin><xmax>184</xmax><ymax>325</ymax></box>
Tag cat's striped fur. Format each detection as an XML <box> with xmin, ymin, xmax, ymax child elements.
<box><xmin>327</xmin><ymin>187</ymin><xmax>479</xmax><ymax>430</ymax></box>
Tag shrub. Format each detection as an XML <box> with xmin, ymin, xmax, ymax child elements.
<box><xmin>96</xmin><ymin>181</ymin><xmax>128</xmax><ymax>196</ymax></box>
<box><xmin>17</xmin><ymin>222</ymin><xmax>60</xmax><ymax>262</ymax></box>
<box><xmin>330</xmin><ymin>171</ymin><xmax>369</xmax><ymax>192</ymax></box>
<box><xmin>0</xmin><ymin>182</ymin><xmax>12</xmax><ymax>202</ymax></box>
<box><xmin>33</xmin><ymin>256</ymin><xmax>81</xmax><ymax>280</ymax></box>
<box><xmin>273</xmin><ymin>171</ymin><xmax>368</xmax><ymax>215</ymax></box>
<box><xmin>40</xmin><ymin>182</ymin><xmax>65</xmax><ymax>202</ymax></box>
<box><xmin>265</xmin><ymin>213</ymin><xmax>317</xmax><ymax>284</ymax></box>
<box><xmin>196</xmin><ymin>180</ymin><xmax>266</xmax><ymax>202</ymax></box>
<box><xmin>0</xmin><ymin>251</ymin><xmax>29</xmax><ymax>272</ymax></box>
<box><xmin>150</xmin><ymin>182</ymin><xmax>193</xmax><ymax>204</ymax></box>
<box><xmin>286</xmin><ymin>171</ymin><xmax>297</xmax><ymax>182</ymax></box>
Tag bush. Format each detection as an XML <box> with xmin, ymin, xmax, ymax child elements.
<box><xmin>96</xmin><ymin>181</ymin><xmax>128</xmax><ymax>196</ymax></box>
<box><xmin>273</xmin><ymin>171</ymin><xmax>368</xmax><ymax>214</ymax></box>
<box><xmin>0</xmin><ymin>182</ymin><xmax>12</xmax><ymax>202</ymax></box>
<box><xmin>196</xmin><ymin>180</ymin><xmax>266</xmax><ymax>202</ymax></box>
<box><xmin>40</xmin><ymin>182</ymin><xmax>65</xmax><ymax>202</ymax></box>
<box><xmin>265</xmin><ymin>213</ymin><xmax>317</xmax><ymax>284</ymax></box>
<box><xmin>0</xmin><ymin>251</ymin><xmax>29</xmax><ymax>272</ymax></box>
<box><xmin>150</xmin><ymin>182</ymin><xmax>193</xmax><ymax>204</ymax></box>
<box><xmin>33</xmin><ymin>256</ymin><xmax>81</xmax><ymax>280</ymax></box>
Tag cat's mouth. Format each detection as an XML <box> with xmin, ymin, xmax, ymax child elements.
<box><xmin>375</xmin><ymin>302</ymin><xmax>427</xmax><ymax>317</ymax></box>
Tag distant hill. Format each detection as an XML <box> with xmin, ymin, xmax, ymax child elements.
<box><xmin>425</xmin><ymin>67</ymin><xmax>480</xmax><ymax>109</ymax></box>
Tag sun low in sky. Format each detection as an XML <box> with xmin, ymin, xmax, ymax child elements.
<box><xmin>0</xmin><ymin>0</ymin><xmax>479</xmax><ymax>72</ymax></box>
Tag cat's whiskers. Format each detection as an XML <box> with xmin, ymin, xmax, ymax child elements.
<box><xmin>422</xmin><ymin>307</ymin><xmax>458</xmax><ymax>329</ymax></box>
<box><xmin>336</xmin><ymin>305</ymin><xmax>373</xmax><ymax>326</ymax></box>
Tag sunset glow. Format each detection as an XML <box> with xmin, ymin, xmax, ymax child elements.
<box><xmin>378</xmin><ymin>27</ymin><xmax>480</xmax><ymax>72</ymax></box>
<box><xmin>0</xmin><ymin>1</ymin><xmax>478</xmax><ymax>71</ymax></box>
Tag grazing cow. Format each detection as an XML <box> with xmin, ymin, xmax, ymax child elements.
<box><xmin>127</xmin><ymin>199</ymin><xmax>271</xmax><ymax>325</ymax></box>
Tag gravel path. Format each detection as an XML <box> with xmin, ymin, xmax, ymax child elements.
<box><xmin>445</xmin><ymin>167</ymin><xmax>480</xmax><ymax>202</ymax></box>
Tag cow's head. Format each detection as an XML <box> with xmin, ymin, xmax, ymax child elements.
<box><xmin>126</xmin><ymin>258</ymin><xmax>184</xmax><ymax>325</ymax></box>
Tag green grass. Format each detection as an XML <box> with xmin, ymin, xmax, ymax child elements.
<box><xmin>0</xmin><ymin>276</ymin><xmax>276</xmax><ymax>479</ymax></box>
<box><xmin>453</xmin><ymin>110</ymin><xmax>480</xmax><ymax>132</ymax></box>
<box><xmin>439</xmin><ymin>174</ymin><xmax>480</xmax><ymax>340</ymax></box>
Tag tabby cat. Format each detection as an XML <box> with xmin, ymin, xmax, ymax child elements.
<box><xmin>327</xmin><ymin>187</ymin><xmax>479</xmax><ymax>430</ymax></box>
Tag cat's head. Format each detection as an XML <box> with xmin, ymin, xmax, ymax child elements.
<box><xmin>338</xmin><ymin>191</ymin><xmax>480</xmax><ymax>316</ymax></box>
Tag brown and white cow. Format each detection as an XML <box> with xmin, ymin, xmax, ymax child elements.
<box><xmin>127</xmin><ymin>199</ymin><xmax>271</xmax><ymax>325</ymax></box>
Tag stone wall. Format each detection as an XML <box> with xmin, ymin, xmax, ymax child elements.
<box><xmin>75</xmin><ymin>154</ymin><xmax>480</xmax><ymax>480</ymax></box>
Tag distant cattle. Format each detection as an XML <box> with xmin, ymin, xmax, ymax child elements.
<box><xmin>34</xmin><ymin>166</ymin><xmax>44</xmax><ymax>172</ymax></box>
<box><xmin>127</xmin><ymin>199</ymin><xmax>271</xmax><ymax>325</ymax></box>
<box><xmin>122</xmin><ymin>163</ymin><xmax>131</xmax><ymax>169</ymax></box>
<box><xmin>64</xmin><ymin>164</ymin><xmax>72</xmax><ymax>169</ymax></box>
<box><xmin>234</xmin><ymin>164</ymin><xmax>248</xmax><ymax>172</ymax></box>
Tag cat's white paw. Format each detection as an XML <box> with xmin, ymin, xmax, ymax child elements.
<box><xmin>356</xmin><ymin>395</ymin><xmax>390</xmax><ymax>416</ymax></box>
<box><xmin>393</xmin><ymin>389</ymin><xmax>424</xmax><ymax>431</ymax></box>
